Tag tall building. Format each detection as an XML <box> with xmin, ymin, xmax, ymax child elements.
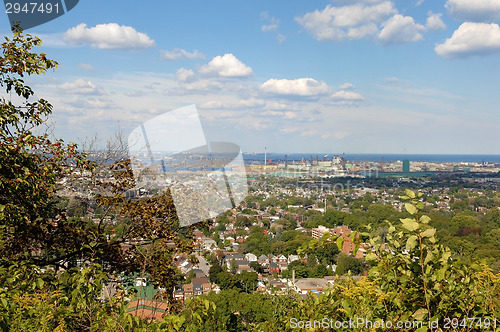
<box><xmin>403</xmin><ymin>160</ymin><xmax>410</xmax><ymax>173</ymax></box>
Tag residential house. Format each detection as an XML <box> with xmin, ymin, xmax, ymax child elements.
<box><xmin>245</xmin><ymin>253</ymin><xmax>258</xmax><ymax>262</ymax></box>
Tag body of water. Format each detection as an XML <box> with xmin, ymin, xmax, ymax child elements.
<box><xmin>243</xmin><ymin>153</ymin><xmax>500</xmax><ymax>164</ymax></box>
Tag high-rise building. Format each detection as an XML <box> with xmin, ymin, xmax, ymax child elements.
<box><xmin>403</xmin><ymin>160</ymin><xmax>410</xmax><ymax>173</ymax></box>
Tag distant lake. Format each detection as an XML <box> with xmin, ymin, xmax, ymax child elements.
<box><xmin>243</xmin><ymin>153</ymin><xmax>500</xmax><ymax>164</ymax></box>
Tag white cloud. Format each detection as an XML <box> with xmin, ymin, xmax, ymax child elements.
<box><xmin>200</xmin><ymin>100</ymin><xmax>224</xmax><ymax>109</ymax></box>
<box><xmin>435</xmin><ymin>22</ymin><xmax>500</xmax><ymax>58</ymax></box>
<box><xmin>78</xmin><ymin>63</ymin><xmax>94</xmax><ymax>71</ymax></box>
<box><xmin>446</xmin><ymin>0</ymin><xmax>500</xmax><ymax>22</ymax></box>
<box><xmin>260</xmin><ymin>11</ymin><xmax>270</xmax><ymax>20</ymax></box>
<box><xmin>261</xmin><ymin>12</ymin><xmax>285</xmax><ymax>43</ymax></box>
<box><xmin>379</xmin><ymin>14</ymin><xmax>424</xmax><ymax>44</ymax></box>
<box><xmin>296</xmin><ymin>2</ymin><xmax>396</xmax><ymax>41</ymax></box>
<box><xmin>177</xmin><ymin>79</ymin><xmax>224</xmax><ymax>92</ymax></box>
<box><xmin>199</xmin><ymin>54</ymin><xmax>252</xmax><ymax>78</ymax></box>
<box><xmin>329</xmin><ymin>90</ymin><xmax>366</xmax><ymax>106</ymax></box>
<box><xmin>240</xmin><ymin>99</ymin><xmax>289</xmax><ymax>110</ymax></box>
<box><xmin>331</xmin><ymin>90</ymin><xmax>365</xmax><ymax>101</ymax></box>
<box><xmin>69</xmin><ymin>97</ymin><xmax>111</xmax><ymax>109</ymax></box>
<box><xmin>339</xmin><ymin>82</ymin><xmax>355</xmax><ymax>89</ymax></box>
<box><xmin>347</xmin><ymin>23</ymin><xmax>379</xmax><ymax>39</ymax></box>
<box><xmin>160</xmin><ymin>48</ymin><xmax>205</xmax><ymax>60</ymax></box>
<box><xmin>58</xmin><ymin>79</ymin><xmax>103</xmax><ymax>94</ymax></box>
<box><xmin>260</xmin><ymin>78</ymin><xmax>330</xmax><ymax>96</ymax></box>
<box><xmin>426</xmin><ymin>12</ymin><xmax>446</xmax><ymax>31</ymax></box>
<box><xmin>262</xmin><ymin>17</ymin><xmax>279</xmax><ymax>31</ymax></box>
<box><xmin>239</xmin><ymin>98</ymin><xmax>266</xmax><ymax>108</ymax></box>
<box><xmin>322</xmin><ymin>131</ymin><xmax>351</xmax><ymax>139</ymax></box>
<box><xmin>63</xmin><ymin>23</ymin><xmax>155</xmax><ymax>49</ymax></box>
<box><xmin>334</xmin><ymin>131</ymin><xmax>351</xmax><ymax>139</ymax></box>
<box><xmin>385</xmin><ymin>77</ymin><xmax>400</xmax><ymax>83</ymax></box>
<box><xmin>176</xmin><ymin>68</ymin><xmax>197</xmax><ymax>82</ymax></box>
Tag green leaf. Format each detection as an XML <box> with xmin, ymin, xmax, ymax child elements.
<box><xmin>441</xmin><ymin>251</ymin><xmax>451</xmax><ymax>262</ymax></box>
<box><xmin>308</xmin><ymin>239</ymin><xmax>318</xmax><ymax>249</ymax></box>
<box><xmin>204</xmin><ymin>299</ymin><xmax>210</xmax><ymax>310</ymax></box>
<box><xmin>401</xmin><ymin>218</ymin><xmax>420</xmax><ymax>231</ymax></box>
<box><xmin>406</xmin><ymin>235</ymin><xmax>418</xmax><ymax>249</ymax></box>
<box><xmin>405</xmin><ymin>203</ymin><xmax>418</xmax><ymax>215</ymax></box>
<box><xmin>405</xmin><ymin>189</ymin><xmax>416</xmax><ymax>199</ymax></box>
<box><xmin>336</xmin><ymin>236</ymin><xmax>344</xmax><ymax>251</ymax></box>
<box><xmin>420</xmin><ymin>228</ymin><xmax>436</xmax><ymax>238</ymax></box>
<box><xmin>424</xmin><ymin>251</ymin><xmax>433</xmax><ymax>265</ymax></box>
<box><xmin>0</xmin><ymin>298</ymin><xmax>7</xmax><ymax>309</ymax></box>
<box><xmin>436</xmin><ymin>268</ymin><xmax>446</xmax><ymax>281</ymax></box>
<box><xmin>365</xmin><ymin>252</ymin><xmax>377</xmax><ymax>261</ymax></box>
<box><xmin>413</xmin><ymin>308</ymin><xmax>428</xmax><ymax>320</ymax></box>
<box><xmin>420</xmin><ymin>215</ymin><xmax>431</xmax><ymax>224</ymax></box>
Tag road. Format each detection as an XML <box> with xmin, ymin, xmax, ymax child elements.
<box><xmin>195</xmin><ymin>253</ymin><xmax>211</xmax><ymax>277</ymax></box>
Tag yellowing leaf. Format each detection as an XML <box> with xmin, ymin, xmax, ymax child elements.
<box><xmin>424</xmin><ymin>251</ymin><xmax>433</xmax><ymax>265</ymax></box>
<box><xmin>402</xmin><ymin>219</ymin><xmax>420</xmax><ymax>231</ymax></box>
<box><xmin>436</xmin><ymin>268</ymin><xmax>446</xmax><ymax>281</ymax></box>
<box><xmin>336</xmin><ymin>236</ymin><xmax>344</xmax><ymax>251</ymax></box>
<box><xmin>421</xmin><ymin>228</ymin><xmax>436</xmax><ymax>238</ymax></box>
<box><xmin>405</xmin><ymin>189</ymin><xmax>416</xmax><ymax>199</ymax></box>
<box><xmin>420</xmin><ymin>215</ymin><xmax>431</xmax><ymax>224</ymax></box>
<box><xmin>405</xmin><ymin>203</ymin><xmax>418</xmax><ymax>215</ymax></box>
<box><xmin>406</xmin><ymin>235</ymin><xmax>418</xmax><ymax>249</ymax></box>
<box><xmin>412</xmin><ymin>308</ymin><xmax>428</xmax><ymax>320</ymax></box>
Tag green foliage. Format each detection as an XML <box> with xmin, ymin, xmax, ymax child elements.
<box><xmin>249</xmin><ymin>190</ymin><xmax>500</xmax><ymax>332</ymax></box>
<box><xmin>0</xmin><ymin>26</ymin><xmax>95</xmax><ymax>267</ymax></box>
<box><xmin>211</xmin><ymin>267</ymin><xmax>258</xmax><ymax>294</ymax></box>
<box><xmin>249</xmin><ymin>261</ymin><xmax>264</xmax><ymax>274</ymax></box>
<box><xmin>0</xmin><ymin>262</ymin><xmax>148</xmax><ymax>331</ymax></box>
<box><xmin>364</xmin><ymin>189</ymin><xmax>500</xmax><ymax>326</ymax></box>
<box><xmin>335</xmin><ymin>253</ymin><xmax>364</xmax><ymax>275</ymax></box>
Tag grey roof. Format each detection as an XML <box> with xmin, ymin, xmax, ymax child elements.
<box><xmin>294</xmin><ymin>278</ymin><xmax>329</xmax><ymax>290</ymax></box>
<box><xmin>225</xmin><ymin>253</ymin><xmax>245</xmax><ymax>260</ymax></box>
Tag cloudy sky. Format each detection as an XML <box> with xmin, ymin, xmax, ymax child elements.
<box><xmin>1</xmin><ymin>0</ymin><xmax>500</xmax><ymax>154</ymax></box>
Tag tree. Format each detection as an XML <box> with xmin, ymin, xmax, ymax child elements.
<box><xmin>209</xmin><ymin>264</ymin><xmax>224</xmax><ymax>284</ymax></box>
<box><xmin>0</xmin><ymin>26</ymin><xmax>198</xmax><ymax>324</ymax></box>
<box><xmin>335</xmin><ymin>253</ymin><xmax>363</xmax><ymax>275</ymax></box>
<box><xmin>238</xmin><ymin>270</ymin><xmax>258</xmax><ymax>293</ymax></box>
<box><xmin>0</xmin><ymin>25</ymin><xmax>95</xmax><ymax>268</ymax></box>
<box><xmin>311</xmin><ymin>264</ymin><xmax>328</xmax><ymax>277</ymax></box>
<box><xmin>249</xmin><ymin>261</ymin><xmax>263</xmax><ymax>274</ymax></box>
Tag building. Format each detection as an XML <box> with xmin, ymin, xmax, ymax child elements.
<box><xmin>403</xmin><ymin>160</ymin><xmax>410</xmax><ymax>173</ymax></box>
<box><xmin>292</xmin><ymin>278</ymin><xmax>330</xmax><ymax>295</ymax></box>
<box><xmin>311</xmin><ymin>225</ymin><xmax>351</xmax><ymax>240</ymax></box>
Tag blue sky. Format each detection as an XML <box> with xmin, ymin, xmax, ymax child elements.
<box><xmin>1</xmin><ymin>0</ymin><xmax>500</xmax><ymax>154</ymax></box>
